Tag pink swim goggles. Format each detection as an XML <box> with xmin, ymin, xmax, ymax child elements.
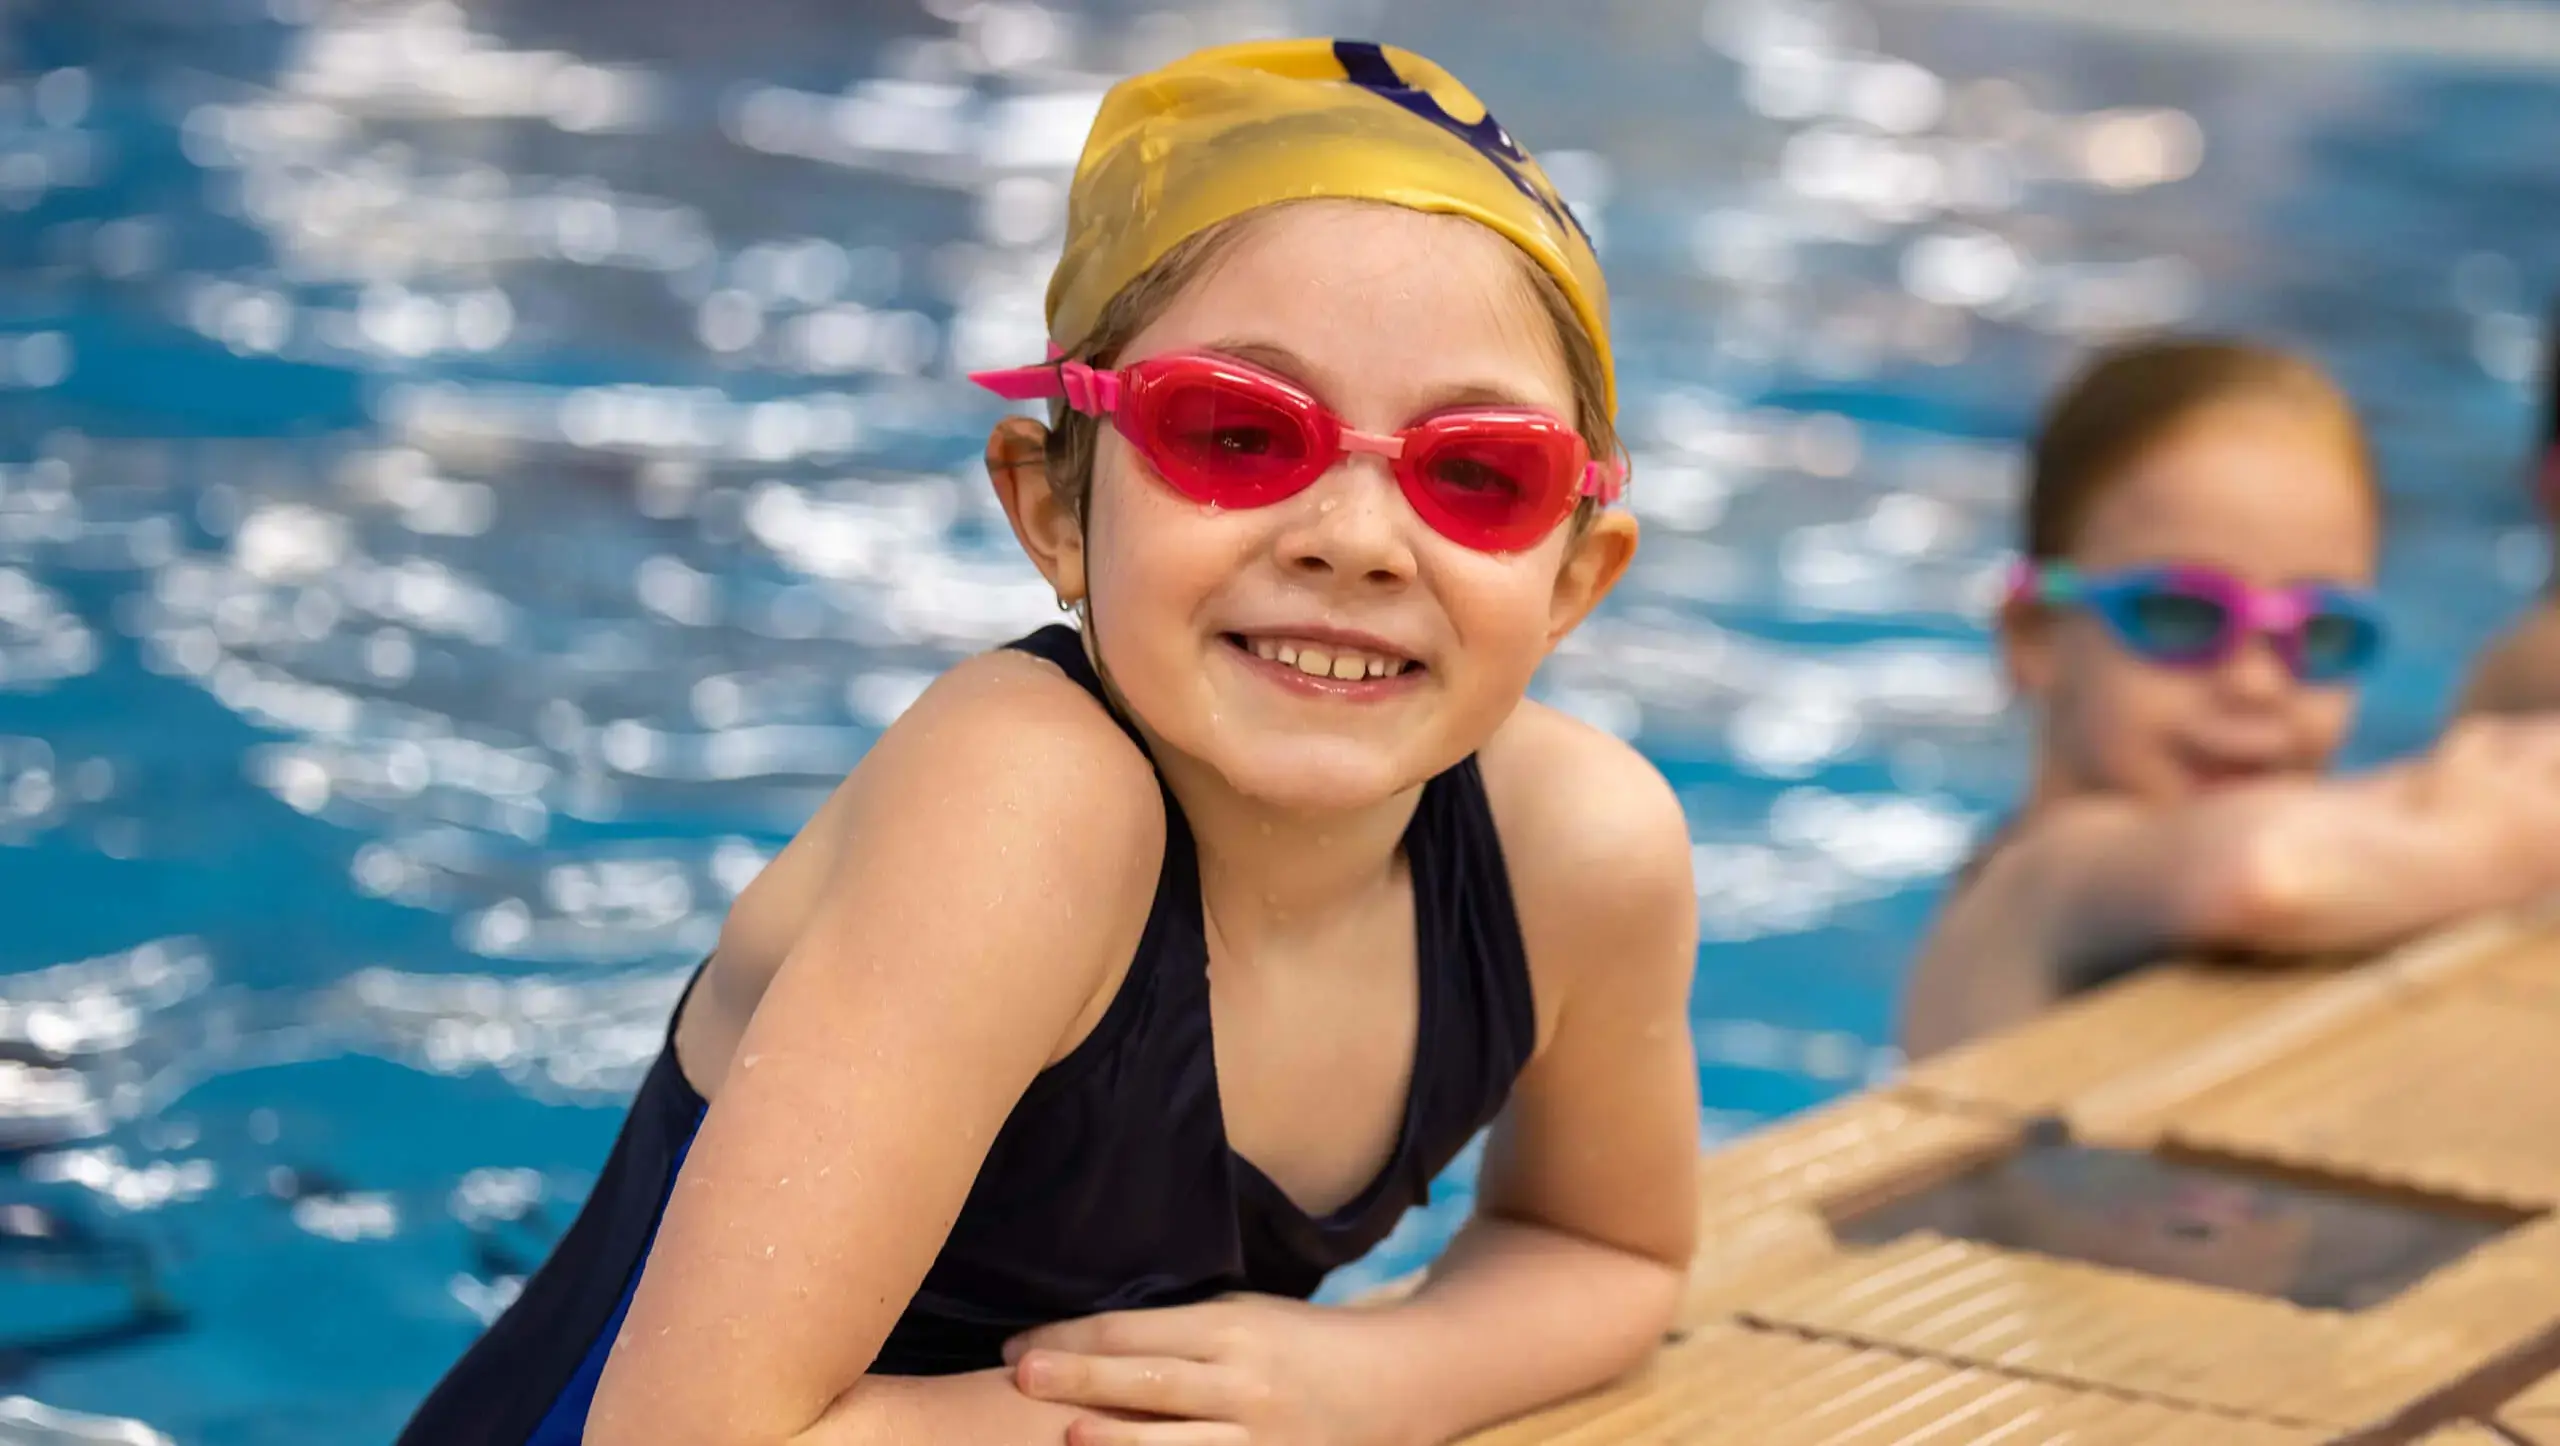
<box><xmin>972</xmin><ymin>350</ymin><xmax>1624</xmax><ymax>553</ymax></box>
<box><xmin>2009</xmin><ymin>560</ymin><xmax>2386</xmax><ymax>683</ymax></box>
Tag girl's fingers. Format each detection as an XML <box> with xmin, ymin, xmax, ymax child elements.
<box><xmin>1067</xmin><ymin>1417</ymin><xmax>1252</xmax><ymax>1446</ymax></box>
<box><xmin>1017</xmin><ymin>1351</ymin><xmax>1251</xmax><ymax>1421</ymax></box>
<box><xmin>1008</xmin><ymin>1304</ymin><xmax>1233</xmax><ymax>1364</ymax></box>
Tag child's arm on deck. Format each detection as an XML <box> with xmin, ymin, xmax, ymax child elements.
<box><xmin>1901</xmin><ymin>716</ymin><xmax>2560</xmax><ymax>1058</ymax></box>
<box><xmin>1361</xmin><ymin>733</ymin><xmax>1702</xmax><ymax>1444</ymax></box>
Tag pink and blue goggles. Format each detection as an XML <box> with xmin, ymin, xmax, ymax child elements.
<box><xmin>2008</xmin><ymin>561</ymin><xmax>2386</xmax><ymax>684</ymax></box>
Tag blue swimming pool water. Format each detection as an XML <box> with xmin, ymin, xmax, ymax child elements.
<box><xmin>2</xmin><ymin>0</ymin><xmax>2556</xmax><ymax>1439</ymax></box>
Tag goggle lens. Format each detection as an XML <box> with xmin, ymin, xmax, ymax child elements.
<box><xmin>1401</xmin><ymin>419</ymin><xmax>1581</xmax><ymax>551</ymax></box>
<box><xmin>2021</xmin><ymin>562</ymin><xmax>2388</xmax><ymax>684</ymax></box>
<box><xmin>1143</xmin><ymin>373</ymin><xmax>1325</xmax><ymax>506</ymax></box>
<box><xmin>2296</xmin><ymin>609</ymin><xmax>2383</xmax><ymax>681</ymax></box>
<box><xmin>2122</xmin><ymin>588</ymin><xmax>2232</xmax><ymax>662</ymax></box>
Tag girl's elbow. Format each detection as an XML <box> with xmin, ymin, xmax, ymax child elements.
<box><xmin>1594</xmin><ymin>1234</ymin><xmax>1688</xmax><ymax>1345</ymax></box>
<box><xmin>1635</xmin><ymin>1251</ymin><xmax>1687</xmax><ymax>1334</ymax></box>
<box><xmin>1601</xmin><ymin>1255</ymin><xmax>1687</xmax><ymax>1384</ymax></box>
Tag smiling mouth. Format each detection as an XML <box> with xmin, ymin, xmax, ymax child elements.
<box><xmin>2175</xmin><ymin>746</ymin><xmax>2286</xmax><ymax>786</ymax></box>
<box><xmin>1221</xmin><ymin>633</ymin><xmax>1422</xmax><ymax>684</ymax></box>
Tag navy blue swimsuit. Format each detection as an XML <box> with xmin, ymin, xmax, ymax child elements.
<box><xmin>397</xmin><ymin>624</ymin><xmax>1540</xmax><ymax>1443</ymax></box>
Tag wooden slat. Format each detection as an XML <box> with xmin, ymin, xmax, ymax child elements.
<box><xmin>2453</xmin><ymin>920</ymin><xmax>2560</xmax><ymax>1004</ymax></box>
<box><xmin>2378</xmin><ymin>1215</ymin><xmax>2560</xmax><ymax>1357</ymax></box>
<box><xmin>2411</xmin><ymin>1426</ymin><xmax>2519</xmax><ymax>1446</ymax></box>
<box><xmin>2499</xmin><ymin>1365</ymin><xmax>2560</xmax><ymax>1445</ymax></box>
<box><xmin>1732</xmin><ymin>1232</ymin><xmax>2478</xmax><ymax>1429</ymax></box>
<box><xmin>1675</xmin><ymin>1093</ymin><xmax>2017</xmax><ymax>1326</ymax></box>
<box><xmin>1692</xmin><ymin>1093</ymin><xmax>2016</xmax><ymax>1235</ymax></box>
<box><xmin>1460</xmin><ymin>1323</ymin><xmax>2329</xmax><ymax>1444</ymax></box>
<box><xmin>1676</xmin><ymin>1203</ymin><xmax>1840</xmax><ymax>1326</ymax></box>
<box><xmin>2168</xmin><ymin>990</ymin><xmax>2560</xmax><ymax>1212</ymax></box>
<box><xmin>2065</xmin><ymin>912</ymin><xmax>2544</xmax><ymax>1147</ymax></box>
<box><xmin>1899</xmin><ymin>960</ymin><xmax>2340</xmax><ymax>1120</ymax></box>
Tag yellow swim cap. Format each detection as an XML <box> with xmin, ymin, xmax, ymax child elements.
<box><xmin>1047</xmin><ymin>38</ymin><xmax>1615</xmax><ymax>414</ymax></box>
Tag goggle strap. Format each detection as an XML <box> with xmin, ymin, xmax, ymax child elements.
<box><xmin>967</xmin><ymin>362</ymin><xmax>1070</xmax><ymax>402</ymax></box>
<box><xmin>966</xmin><ymin>352</ymin><xmax>1123</xmax><ymax>414</ymax></box>
<box><xmin>2008</xmin><ymin>558</ymin><xmax>2078</xmax><ymax>605</ymax></box>
<box><xmin>1582</xmin><ymin>457</ymin><xmax>1628</xmax><ymax>505</ymax></box>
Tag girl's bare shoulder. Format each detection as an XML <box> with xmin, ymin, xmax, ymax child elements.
<box><xmin>705</xmin><ymin>642</ymin><xmax>1164</xmax><ymax>1034</ymax></box>
<box><xmin>1475</xmin><ymin>701</ymin><xmax>1689</xmax><ymax>871</ymax></box>
<box><xmin>868</xmin><ymin>643</ymin><xmax>1160</xmax><ymax>800</ymax></box>
<box><xmin>1475</xmin><ymin>703</ymin><xmax>1696</xmax><ymax>1033</ymax></box>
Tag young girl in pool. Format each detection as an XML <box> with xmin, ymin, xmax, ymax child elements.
<box><xmin>1903</xmin><ymin>336</ymin><xmax>2560</xmax><ymax>1059</ymax></box>
<box><xmin>400</xmin><ymin>39</ymin><xmax>1701</xmax><ymax>1446</ymax></box>
<box><xmin>2459</xmin><ymin>304</ymin><xmax>2560</xmax><ymax>715</ymax></box>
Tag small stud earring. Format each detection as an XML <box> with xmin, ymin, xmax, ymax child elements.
<box><xmin>1056</xmin><ymin>595</ymin><xmax>1076</xmax><ymax>613</ymax></box>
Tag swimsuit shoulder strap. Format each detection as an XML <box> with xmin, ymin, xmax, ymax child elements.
<box><xmin>1004</xmin><ymin>625</ymin><xmax>1151</xmax><ymax>756</ymax></box>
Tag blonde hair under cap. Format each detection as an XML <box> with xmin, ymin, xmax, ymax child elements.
<box><xmin>1046</xmin><ymin>38</ymin><xmax>1617</xmax><ymax>414</ymax></box>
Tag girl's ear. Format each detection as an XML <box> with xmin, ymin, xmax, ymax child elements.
<box><xmin>987</xmin><ymin>417</ymin><xmax>1087</xmax><ymax>607</ymax></box>
<box><xmin>2001</xmin><ymin>593</ymin><xmax>2060</xmax><ymax>700</ymax></box>
<box><xmin>1546</xmin><ymin>510</ymin><xmax>1637</xmax><ymax>643</ymax></box>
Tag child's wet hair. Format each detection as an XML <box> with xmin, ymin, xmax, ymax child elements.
<box><xmin>1020</xmin><ymin>201</ymin><xmax>1620</xmax><ymax>535</ymax></box>
<box><xmin>2025</xmin><ymin>336</ymin><xmax>2376</xmax><ymax>560</ymax></box>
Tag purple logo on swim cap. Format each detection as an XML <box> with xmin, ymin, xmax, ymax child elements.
<box><xmin>1330</xmin><ymin>40</ymin><xmax>1592</xmax><ymax>245</ymax></box>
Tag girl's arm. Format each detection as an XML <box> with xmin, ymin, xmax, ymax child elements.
<box><xmin>1367</xmin><ymin>716</ymin><xmax>1702</xmax><ymax>1445</ymax></box>
<box><xmin>1901</xmin><ymin>716</ymin><xmax>2560</xmax><ymax>1058</ymax></box>
<box><xmin>1901</xmin><ymin>790</ymin><xmax>2289</xmax><ymax>1058</ymax></box>
<box><xmin>584</xmin><ymin>658</ymin><xmax>1168</xmax><ymax>1446</ymax></box>
<box><xmin>787</xmin><ymin>1369</ymin><xmax>1122</xmax><ymax>1444</ymax></box>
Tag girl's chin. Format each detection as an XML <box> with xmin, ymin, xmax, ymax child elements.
<box><xmin>1198</xmin><ymin>744</ymin><xmax>1428</xmax><ymax>816</ymax></box>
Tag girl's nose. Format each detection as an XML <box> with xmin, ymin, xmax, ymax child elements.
<box><xmin>2214</xmin><ymin>629</ymin><xmax>2298</xmax><ymax>702</ymax></box>
<box><xmin>1273</xmin><ymin>459</ymin><xmax>1420</xmax><ymax>591</ymax></box>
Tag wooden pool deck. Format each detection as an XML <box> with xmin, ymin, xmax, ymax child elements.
<box><xmin>1464</xmin><ymin>906</ymin><xmax>2560</xmax><ymax>1444</ymax></box>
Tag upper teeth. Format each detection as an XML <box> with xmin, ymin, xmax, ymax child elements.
<box><xmin>1247</xmin><ymin>637</ymin><xmax>1412</xmax><ymax>680</ymax></box>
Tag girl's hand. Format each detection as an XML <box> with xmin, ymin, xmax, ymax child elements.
<box><xmin>2403</xmin><ymin>716</ymin><xmax>2560</xmax><ymax>885</ymax></box>
<box><xmin>1003</xmin><ymin>1295</ymin><xmax>1401</xmax><ymax>1446</ymax></box>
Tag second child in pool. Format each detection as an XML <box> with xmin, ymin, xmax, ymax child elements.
<box><xmin>1904</xmin><ymin>337</ymin><xmax>2560</xmax><ymax>1058</ymax></box>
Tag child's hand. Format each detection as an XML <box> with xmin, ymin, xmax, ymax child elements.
<box><xmin>1003</xmin><ymin>1294</ymin><xmax>1399</xmax><ymax>1446</ymax></box>
<box><xmin>2407</xmin><ymin>716</ymin><xmax>2560</xmax><ymax>875</ymax></box>
<box><xmin>2415</xmin><ymin>714</ymin><xmax>2560</xmax><ymax>791</ymax></box>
